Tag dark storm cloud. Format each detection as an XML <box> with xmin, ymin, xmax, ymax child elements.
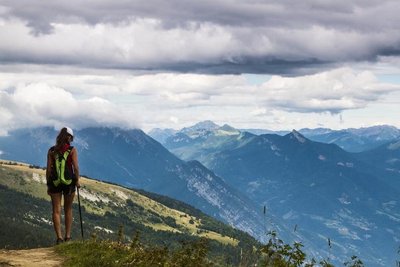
<box><xmin>1</xmin><ymin>0</ymin><xmax>400</xmax><ymax>74</ymax></box>
<box><xmin>161</xmin><ymin>57</ymin><xmax>331</xmax><ymax>76</ymax></box>
<box><xmin>4</xmin><ymin>1</ymin><xmax>397</xmax><ymax>32</ymax></box>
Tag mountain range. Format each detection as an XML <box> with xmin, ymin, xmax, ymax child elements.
<box><xmin>149</xmin><ymin>121</ymin><xmax>400</xmax><ymax>153</ymax></box>
<box><xmin>0</xmin><ymin>127</ymin><xmax>266</xmax><ymax>241</ymax></box>
<box><xmin>150</xmin><ymin>121</ymin><xmax>400</xmax><ymax>266</ymax></box>
<box><xmin>1</xmin><ymin>123</ymin><xmax>400</xmax><ymax>265</ymax></box>
<box><xmin>299</xmin><ymin>125</ymin><xmax>400</xmax><ymax>152</ymax></box>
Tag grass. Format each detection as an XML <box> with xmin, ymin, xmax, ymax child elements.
<box><xmin>55</xmin><ymin>238</ymin><xmax>212</xmax><ymax>267</ymax></box>
<box><xmin>0</xmin><ymin>162</ymin><xmax>239</xmax><ymax>246</ymax></box>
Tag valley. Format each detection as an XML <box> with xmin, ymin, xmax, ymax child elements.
<box><xmin>1</xmin><ymin>122</ymin><xmax>400</xmax><ymax>266</ymax></box>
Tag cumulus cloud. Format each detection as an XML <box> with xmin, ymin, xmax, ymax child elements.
<box><xmin>1</xmin><ymin>67</ymin><xmax>398</xmax><ymax>133</ymax></box>
<box><xmin>1</xmin><ymin>1</ymin><xmax>400</xmax><ymax>74</ymax></box>
<box><xmin>258</xmin><ymin>68</ymin><xmax>400</xmax><ymax>113</ymax></box>
<box><xmin>0</xmin><ymin>82</ymin><xmax>137</xmax><ymax>133</ymax></box>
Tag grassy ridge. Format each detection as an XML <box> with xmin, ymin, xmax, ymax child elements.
<box><xmin>0</xmin><ymin>161</ymin><xmax>238</xmax><ymax>244</ymax></box>
<box><xmin>0</xmin><ymin>161</ymin><xmax>260</xmax><ymax>265</ymax></box>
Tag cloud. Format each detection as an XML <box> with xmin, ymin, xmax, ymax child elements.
<box><xmin>0</xmin><ymin>82</ymin><xmax>137</xmax><ymax>133</ymax></box>
<box><xmin>1</xmin><ymin>1</ymin><xmax>400</xmax><ymax>74</ymax></box>
<box><xmin>3</xmin><ymin>1</ymin><xmax>399</xmax><ymax>32</ymax></box>
<box><xmin>0</xmin><ymin>67</ymin><xmax>399</xmax><ymax>133</ymax></box>
<box><xmin>258</xmin><ymin>68</ymin><xmax>400</xmax><ymax>113</ymax></box>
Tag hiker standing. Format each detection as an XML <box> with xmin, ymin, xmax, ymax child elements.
<box><xmin>46</xmin><ymin>127</ymin><xmax>80</xmax><ymax>244</ymax></box>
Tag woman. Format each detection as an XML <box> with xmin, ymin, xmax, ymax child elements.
<box><xmin>46</xmin><ymin>127</ymin><xmax>80</xmax><ymax>244</ymax></box>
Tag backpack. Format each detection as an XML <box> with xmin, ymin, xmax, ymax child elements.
<box><xmin>51</xmin><ymin>146</ymin><xmax>74</xmax><ymax>186</ymax></box>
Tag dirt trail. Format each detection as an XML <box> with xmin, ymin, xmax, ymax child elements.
<box><xmin>0</xmin><ymin>247</ymin><xmax>64</xmax><ymax>267</ymax></box>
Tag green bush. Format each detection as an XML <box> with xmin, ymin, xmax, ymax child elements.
<box><xmin>257</xmin><ymin>231</ymin><xmax>365</xmax><ymax>267</ymax></box>
<box><xmin>56</xmin><ymin>230</ymin><xmax>371</xmax><ymax>267</ymax></box>
<box><xmin>56</xmin><ymin>236</ymin><xmax>212</xmax><ymax>267</ymax></box>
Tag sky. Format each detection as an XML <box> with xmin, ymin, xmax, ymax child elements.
<box><xmin>1</xmin><ymin>0</ymin><xmax>400</xmax><ymax>134</ymax></box>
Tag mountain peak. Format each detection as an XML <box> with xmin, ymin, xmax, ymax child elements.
<box><xmin>289</xmin><ymin>129</ymin><xmax>307</xmax><ymax>143</ymax></box>
<box><xmin>192</xmin><ymin>120</ymin><xmax>220</xmax><ymax>130</ymax></box>
<box><xmin>219</xmin><ymin>124</ymin><xmax>239</xmax><ymax>132</ymax></box>
<box><xmin>181</xmin><ymin>121</ymin><xmax>220</xmax><ymax>134</ymax></box>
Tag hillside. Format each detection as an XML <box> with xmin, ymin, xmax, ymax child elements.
<box><xmin>3</xmin><ymin>126</ymin><xmax>400</xmax><ymax>265</ymax></box>
<box><xmin>0</xmin><ymin>127</ymin><xmax>266</xmax><ymax>240</ymax></box>
<box><xmin>160</xmin><ymin>128</ymin><xmax>400</xmax><ymax>266</ymax></box>
<box><xmin>0</xmin><ymin>160</ymin><xmax>259</xmax><ymax>266</ymax></box>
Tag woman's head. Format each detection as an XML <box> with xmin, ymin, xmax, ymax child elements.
<box><xmin>55</xmin><ymin>127</ymin><xmax>74</xmax><ymax>150</ymax></box>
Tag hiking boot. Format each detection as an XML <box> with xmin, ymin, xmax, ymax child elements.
<box><xmin>56</xmin><ymin>238</ymin><xmax>64</xmax><ymax>245</ymax></box>
<box><xmin>64</xmin><ymin>237</ymin><xmax>72</xmax><ymax>242</ymax></box>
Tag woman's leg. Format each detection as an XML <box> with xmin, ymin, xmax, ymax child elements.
<box><xmin>50</xmin><ymin>193</ymin><xmax>63</xmax><ymax>240</ymax></box>
<box><xmin>64</xmin><ymin>191</ymin><xmax>75</xmax><ymax>239</ymax></box>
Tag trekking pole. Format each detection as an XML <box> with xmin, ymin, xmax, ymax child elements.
<box><xmin>77</xmin><ymin>186</ymin><xmax>84</xmax><ymax>240</ymax></box>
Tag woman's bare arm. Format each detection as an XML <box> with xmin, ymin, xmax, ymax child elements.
<box><xmin>46</xmin><ymin>150</ymin><xmax>53</xmax><ymax>183</ymax></box>
<box><xmin>71</xmin><ymin>147</ymin><xmax>80</xmax><ymax>188</ymax></box>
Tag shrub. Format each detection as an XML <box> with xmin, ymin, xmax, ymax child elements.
<box><xmin>56</xmin><ymin>234</ymin><xmax>212</xmax><ymax>267</ymax></box>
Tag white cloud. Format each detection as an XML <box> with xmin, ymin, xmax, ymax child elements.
<box><xmin>0</xmin><ymin>67</ymin><xmax>399</xmax><ymax>133</ymax></box>
<box><xmin>0</xmin><ymin>82</ymin><xmax>137</xmax><ymax>133</ymax></box>
<box><xmin>169</xmin><ymin>116</ymin><xmax>179</xmax><ymax>124</ymax></box>
<box><xmin>258</xmin><ymin>68</ymin><xmax>400</xmax><ymax>113</ymax></box>
<box><xmin>250</xmin><ymin>108</ymin><xmax>269</xmax><ymax>117</ymax></box>
<box><xmin>0</xmin><ymin>1</ymin><xmax>399</xmax><ymax>132</ymax></box>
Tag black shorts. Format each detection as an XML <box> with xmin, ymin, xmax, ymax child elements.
<box><xmin>47</xmin><ymin>182</ymin><xmax>76</xmax><ymax>195</ymax></box>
